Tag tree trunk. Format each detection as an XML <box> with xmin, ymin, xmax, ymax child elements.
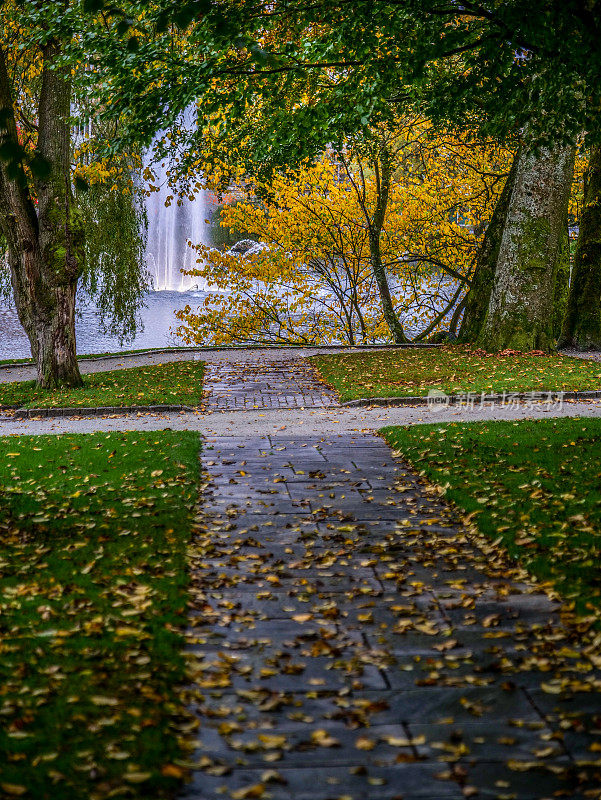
<box><xmin>0</xmin><ymin>40</ymin><xmax>83</xmax><ymax>388</ymax></box>
<box><xmin>553</xmin><ymin>223</ymin><xmax>570</xmax><ymax>340</ymax></box>
<box><xmin>558</xmin><ymin>145</ymin><xmax>601</xmax><ymax>350</ymax></box>
<box><xmin>458</xmin><ymin>149</ymin><xmax>520</xmax><ymax>342</ymax></box>
<box><xmin>369</xmin><ymin>148</ymin><xmax>408</xmax><ymax>343</ymax></box>
<box><xmin>449</xmin><ymin>294</ymin><xmax>466</xmax><ymax>338</ymax></box>
<box><xmin>477</xmin><ymin>143</ymin><xmax>575</xmax><ymax>352</ymax></box>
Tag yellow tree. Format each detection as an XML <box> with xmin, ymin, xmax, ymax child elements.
<box><xmin>175</xmin><ymin>120</ymin><xmax>514</xmax><ymax>345</ymax></box>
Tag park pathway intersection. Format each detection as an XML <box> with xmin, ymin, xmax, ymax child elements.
<box><xmin>201</xmin><ymin>357</ymin><xmax>339</xmax><ymax>411</ymax></box>
<box><xmin>181</xmin><ymin>357</ymin><xmax>601</xmax><ymax>800</ymax></box>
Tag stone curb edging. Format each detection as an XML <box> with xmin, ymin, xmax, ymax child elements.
<box><xmin>2</xmin><ymin>388</ymin><xmax>600</xmax><ymax>420</ymax></box>
<box><xmin>341</xmin><ymin>389</ymin><xmax>601</xmax><ymax>408</ymax></box>
<box><xmin>7</xmin><ymin>404</ymin><xmax>196</xmax><ymax>419</ymax></box>
<box><xmin>2</xmin><ymin>402</ymin><xmax>336</xmax><ymax>419</ymax></box>
<box><xmin>0</xmin><ymin>342</ymin><xmax>440</xmax><ymax>372</ymax></box>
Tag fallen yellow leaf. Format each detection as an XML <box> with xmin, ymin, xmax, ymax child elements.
<box><xmin>355</xmin><ymin>736</ymin><xmax>376</xmax><ymax>751</ymax></box>
<box><xmin>231</xmin><ymin>784</ymin><xmax>266</xmax><ymax>799</ymax></box>
<box><xmin>257</xmin><ymin>734</ymin><xmax>287</xmax><ymax>749</ymax></box>
<box><xmin>292</xmin><ymin>613</ymin><xmax>313</xmax><ymax>623</ymax></box>
<box><xmin>310</xmin><ymin>729</ymin><xmax>340</xmax><ymax>747</ymax></box>
<box><xmin>0</xmin><ymin>785</ymin><xmax>27</xmax><ymax>797</ymax></box>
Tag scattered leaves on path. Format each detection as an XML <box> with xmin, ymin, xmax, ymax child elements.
<box><xmin>181</xmin><ymin>434</ymin><xmax>601</xmax><ymax>799</ymax></box>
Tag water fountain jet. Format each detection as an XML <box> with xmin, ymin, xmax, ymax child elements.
<box><xmin>143</xmin><ymin>147</ymin><xmax>211</xmax><ymax>292</ymax></box>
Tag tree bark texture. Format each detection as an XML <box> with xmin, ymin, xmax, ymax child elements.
<box><xmin>559</xmin><ymin>145</ymin><xmax>601</xmax><ymax>349</ymax></box>
<box><xmin>458</xmin><ymin>149</ymin><xmax>520</xmax><ymax>342</ymax></box>
<box><xmin>0</xmin><ymin>40</ymin><xmax>83</xmax><ymax>388</ymax></box>
<box><xmin>478</xmin><ymin>143</ymin><xmax>575</xmax><ymax>352</ymax></box>
<box><xmin>553</xmin><ymin>223</ymin><xmax>570</xmax><ymax>340</ymax></box>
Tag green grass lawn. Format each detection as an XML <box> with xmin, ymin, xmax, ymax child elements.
<box><xmin>0</xmin><ymin>431</ymin><xmax>200</xmax><ymax>799</ymax></box>
<box><xmin>312</xmin><ymin>346</ymin><xmax>601</xmax><ymax>401</ymax></box>
<box><xmin>0</xmin><ymin>361</ymin><xmax>204</xmax><ymax>409</ymax></box>
<box><xmin>382</xmin><ymin>417</ymin><xmax>601</xmax><ymax>619</ymax></box>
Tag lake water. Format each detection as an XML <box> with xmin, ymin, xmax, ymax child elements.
<box><xmin>0</xmin><ymin>290</ymin><xmax>210</xmax><ymax>360</ymax></box>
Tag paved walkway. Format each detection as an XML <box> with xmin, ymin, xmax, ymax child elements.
<box><xmin>183</xmin><ymin>432</ymin><xmax>601</xmax><ymax>800</ymax></box>
<box><xmin>181</xmin><ymin>356</ymin><xmax>601</xmax><ymax>799</ymax></box>
<box><xmin>0</xmin><ymin>344</ymin><xmax>593</xmax><ymax>385</ymax></box>
<box><xmin>203</xmin><ymin>359</ymin><xmax>339</xmax><ymax>410</ymax></box>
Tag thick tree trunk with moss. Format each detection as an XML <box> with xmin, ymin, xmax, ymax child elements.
<box><xmin>477</xmin><ymin>143</ymin><xmax>575</xmax><ymax>352</ymax></box>
<box><xmin>0</xmin><ymin>41</ymin><xmax>83</xmax><ymax>388</ymax></box>
<box><xmin>458</xmin><ymin>149</ymin><xmax>520</xmax><ymax>342</ymax></box>
<box><xmin>558</xmin><ymin>145</ymin><xmax>601</xmax><ymax>349</ymax></box>
<box><xmin>369</xmin><ymin>147</ymin><xmax>408</xmax><ymax>343</ymax></box>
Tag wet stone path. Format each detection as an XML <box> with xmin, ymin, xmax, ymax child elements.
<box><xmin>202</xmin><ymin>359</ymin><xmax>340</xmax><ymax>411</ymax></box>
<box><xmin>183</xmin><ymin>431</ymin><xmax>601</xmax><ymax>800</ymax></box>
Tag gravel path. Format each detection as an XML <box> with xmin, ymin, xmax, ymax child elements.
<box><xmin>559</xmin><ymin>348</ymin><xmax>601</xmax><ymax>362</ymax></box>
<box><xmin>1</xmin><ymin>398</ymin><xmax>600</xmax><ymax>437</ymax></box>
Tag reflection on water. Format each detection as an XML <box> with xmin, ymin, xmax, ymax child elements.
<box><xmin>0</xmin><ymin>290</ymin><xmax>209</xmax><ymax>360</ymax></box>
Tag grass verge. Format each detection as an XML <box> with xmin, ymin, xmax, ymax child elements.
<box><xmin>0</xmin><ymin>431</ymin><xmax>200</xmax><ymax>799</ymax></box>
<box><xmin>312</xmin><ymin>346</ymin><xmax>601</xmax><ymax>401</ymax></box>
<box><xmin>382</xmin><ymin>417</ymin><xmax>601</xmax><ymax>618</ymax></box>
<box><xmin>0</xmin><ymin>361</ymin><xmax>204</xmax><ymax>409</ymax></box>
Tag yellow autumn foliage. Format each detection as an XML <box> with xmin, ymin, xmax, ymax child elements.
<box><xmin>176</xmin><ymin>120</ymin><xmax>513</xmax><ymax>344</ymax></box>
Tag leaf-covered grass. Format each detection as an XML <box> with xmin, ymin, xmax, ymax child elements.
<box><xmin>382</xmin><ymin>417</ymin><xmax>601</xmax><ymax>618</ymax></box>
<box><xmin>0</xmin><ymin>431</ymin><xmax>200</xmax><ymax>799</ymax></box>
<box><xmin>0</xmin><ymin>360</ymin><xmax>204</xmax><ymax>408</ymax></box>
<box><xmin>312</xmin><ymin>346</ymin><xmax>601</xmax><ymax>400</ymax></box>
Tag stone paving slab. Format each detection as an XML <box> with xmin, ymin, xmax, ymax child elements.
<box><xmin>202</xmin><ymin>359</ymin><xmax>340</xmax><ymax>411</ymax></box>
<box><xmin>183</xmin><ymin>433</ymin><xmax>601</xmax><ymax>799</ymax></box>
<box><xmin>182</xmin><ymin>763</ymin><xmax>467</xmax><ymax>800</ymax></box>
